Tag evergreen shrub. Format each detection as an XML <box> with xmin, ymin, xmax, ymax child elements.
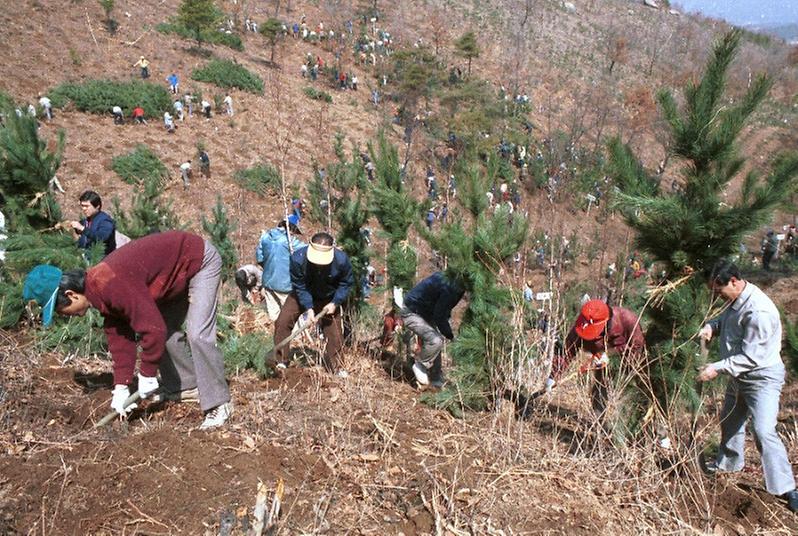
<box><xmin>222</xmin><ymin>331</ymin><xmax>273</xmax><ymax>376</ymax></box>
<box><xmin>111</xmin><ymin>145</ymin><xmax>169</xmax><ymax>186</ymax></box>
<box><xmin>0</xmin><ymin>90</ymin><xmax>15</xmax><ymax>110</ymax></box>
<box><xmin>157</xmin><ymin>21</ymin><xmax>244</xmax><ymax>50</ymax></box>
<box><xmin>233</xmin><ymin>162</ymin><xmax>281</xmax><ymax>196</ymax></box>
<box><xmin>49</xmin><ymin>80</ymin><xmax>172</xmax><ymax>116</ymax></box>
<box><xmin>303</xmin><ymin>87</ymin><xmax>333</xmax><ymax>103</ymax></box>
<box><xmin>191</xmin><ymin>60</ymin><xmax>263</xmax><ymax>94</ymax></box>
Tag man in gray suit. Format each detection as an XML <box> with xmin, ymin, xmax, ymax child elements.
<box><xmin>699</xmin><ymin>258</ymin><xmax>798</xmax><ymax>511</ymax></box>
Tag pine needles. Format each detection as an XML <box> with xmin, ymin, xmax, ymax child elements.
<box><xmin>611</xmin><ymin>29</ymin><xmax>798</xmax><ymax>429</ymax></box>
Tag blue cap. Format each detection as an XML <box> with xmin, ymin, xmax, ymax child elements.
<box><xmin>23</xmin><ymin>265</ymin><xmax>62</xmax><ymax>327</ymax></box>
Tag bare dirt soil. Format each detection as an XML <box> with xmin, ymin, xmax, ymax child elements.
<box><xmin>2</xmin><ymin>330</ymin><xmax>798</xmax><ymax>534</ymax></box>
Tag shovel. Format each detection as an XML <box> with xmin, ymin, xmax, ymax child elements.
<box><xmin>690</xmin><ymin>337</ymin><xmax>709</xmax><ymax>470</ymax></box>
<box><xmin>94</xmin><ymin>310</ymin><xmax>329</xmax><ymax>429</ymax></box>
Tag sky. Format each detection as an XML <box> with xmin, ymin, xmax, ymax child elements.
<box><xmin>675</xmin><ymin>0</ymin><xmax>798</xmax><ymax>26</ymax></box>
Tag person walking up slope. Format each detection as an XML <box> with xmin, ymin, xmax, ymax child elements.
<box><xmin>698</xmin><ymin>259</ymin><xmax>798</xmax><ymax>511</ymax></box>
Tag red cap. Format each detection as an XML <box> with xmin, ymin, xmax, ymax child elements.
<box><xmin>575</xmin><ymin>300</ymin><xmax>610</xmax><ymax>341</ymax></box>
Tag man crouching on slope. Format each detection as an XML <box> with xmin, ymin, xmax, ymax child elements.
<box><xmin>23</xmin><ymin>231</ymin><xmax>233</xmax><ymax>430</ymax></box>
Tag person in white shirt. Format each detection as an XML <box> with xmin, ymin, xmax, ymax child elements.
<box><xmin>184</xmin><ymin>93</ymin><xmax>193</xmax><ymax>117</ymax></box>
<box><xmin>38</xmin><ymin>95</ymin><xmax>52</xmax><ymax>121</ymax></box>
<box><xmin>112</xmin><ymin>105</ymin><xmax>123</xmax><ymax>124</ymax></box>
<box><xmin>698</xmin><ymin>258</ymin><xmax>798</xmax><ymax>511</ymax></box>
<box><xmin>164</xmin><ymin>112</ymin><xmax>175</xmax><ymax>133</ymax></box>
<box><xmin>223</xmin><ymin>94</ymin><xmax>233</xmax><ymax>116</ymax></box>
<box><xmin>173</xmin><ymin>100</ymin><xmax>184</xmax><ymax>121</ymax></box>
<box><xmin>179</xmin><ymin>161</ymin><xmax>192</xmax><ymax>189</ymax></box>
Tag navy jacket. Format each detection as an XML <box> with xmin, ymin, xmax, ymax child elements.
<box><xmin>290</xmin><ymin>246</ymin><xmax>354</xmax><ymax>310</ymax></box>
<box><xmin>78</xmin><ymin>211</ymin><xmax>116</xmax><ymax>256</ymax></box>
<box><xmin>403</xmin><ymin>272</ymin><xmax>464</xmax><ymax>339</ymax></box>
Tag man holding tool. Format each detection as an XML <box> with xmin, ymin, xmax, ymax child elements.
<box><xmin>272</xmin><ymin>232</ymin><xmax>353</xmax><ymax>377</ymax></box>
<box><xmin>23</xmin><ymin>231</ymin><xmax>232</xmax><ymax>430</ymax></box>
<box><xmin>697</xmin><ymin>258</ymin><xmax>798</xmax><ymax>511</ymax></box>
<box><xmin>546</xmin><ymin>299</ymin><xmax>645</xmax><ymax>418</ymax></box>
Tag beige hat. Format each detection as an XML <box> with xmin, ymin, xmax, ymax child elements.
<box><xmin>307</xmin><ymin>241</ymin><xmax>334</xmax><ymax>265</ymax></box>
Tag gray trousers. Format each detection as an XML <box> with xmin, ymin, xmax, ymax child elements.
<box><xmin>400</xmin><ymin>308</ymin><xmax>444</xmax><ymax>379</ymax></box>
<box><xmin>716</xmin><ymin>364</ymin><xmax>795</xmax><ymax>495</ymax></box>
<box><xmin>159</xmin><ymin>241</ymin><xmax>230</xmax><ymax>412</ymax></box>
<box><xmin>180</xmin><ymin>168</ymin><xmax>191</xmax><ymax>189</ymax></box>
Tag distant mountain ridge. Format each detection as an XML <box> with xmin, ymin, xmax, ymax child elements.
<box><xmin>745</xmin><ymin>22</ymin><xmax>798</xmax><ymax>44</ymax></box>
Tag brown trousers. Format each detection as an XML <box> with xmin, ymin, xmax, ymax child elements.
<box><xmin>273</xmin><ymin>293</ymin><xmax>344</xmax><ymax>372</ymax></box>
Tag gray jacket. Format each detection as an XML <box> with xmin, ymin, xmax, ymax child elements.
<box><xmin>708</xmin><ymin>282</ymin><xmax>783</xmax><ymax>377</ymax></box>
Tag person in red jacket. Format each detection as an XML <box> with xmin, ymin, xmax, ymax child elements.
<box><xmin>23</xmin><ymin>231</ymin><xmax>232</xmax><ymax>429</ymax></box>
<box><xmin>132</xmin><ymin>106</ymin><xmax>146</xmax><ymax>124</ymax></box>
<box><xmin>547</xmin><ymin>299</ymin><xmax>645</xmax><ymax>417</ymax></box>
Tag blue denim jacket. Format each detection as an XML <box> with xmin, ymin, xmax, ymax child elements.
<box><xmin>256</xmin><ymin>227</ymin><xmax>305</xmax><ymax>293</ymax></box>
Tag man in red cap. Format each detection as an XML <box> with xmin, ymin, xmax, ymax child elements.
<box><xmin>547</xmin><ymin>299</ymin><xmax>645</xmax><ymax>416</ymax></box>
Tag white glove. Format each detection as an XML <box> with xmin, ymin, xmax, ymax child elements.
<box><xmin>320</xmin><ymin>302</ymin><xmax>336</xmax><ymax>317</ymax></box>
<box><xmin>594</xmin><ymin>352</ymin><xmax>609</xmax><ymax>369</ymax></box>
<box><xmin>111</xmin><ymin>385</ymin><xmax>137</xmax><ymax>416</ymax></box>
<box><xmin>699</xmin><ymin>324</ymin><xmax>713</xmax><ymax>342</ymax></box>
<box><xmin>545</xmin><ymin>377</ymin><xmax>556</xmax><ymax>393</ymax></box>
<box><xmin>302</xmin><ymin>308</ymin><xmax>316</xmax><ymax>325</ymax></box>
<box><xmin>137</xmin><ymin>373</ymin><xmax>159</xmax><ymax>399</ymax></box>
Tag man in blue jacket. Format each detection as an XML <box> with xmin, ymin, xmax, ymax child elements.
<box><xmin>256</xmin><ymin>216</ymin><xmax>305</xmax><ymax>320</ymax></box>
<box><xmin>273</xmin><ymin>232</ymin><xmax>354</xmax><ymax>375</ymax></box>
<box><xmin>401</xmin><ymin>272</ymin><xmax>465</xmax><ymax>388</ymax></box>
<box><xmin>69</xmin><ymin>190</ymin><xmax>116</xmax><ymax>256</ymax></box>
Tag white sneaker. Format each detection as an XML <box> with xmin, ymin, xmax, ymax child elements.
<box><xmin>199</xmin><ymin>402</ymin><xmax>233</xmax><ymax>430</ymax></box>
<box><xmin>412</xmin><ymin>362</ymin><xmax>429</xmax><ymax>386</ymax></box>
<box><xmin>337</xmin><ymin>370</ymin><xmax>349</xmax><ymax>379</ymax></box>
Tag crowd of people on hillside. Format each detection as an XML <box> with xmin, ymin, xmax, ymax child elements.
<box><xmin>13</xmin><ymin>7</ymin><xmax>798</xmax><ymax>516</ymax></box>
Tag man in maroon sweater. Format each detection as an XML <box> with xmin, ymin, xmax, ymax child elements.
<box><xmin>547</xmin><ymin>299</ymin><xmax>645</xmax><ymax>417</ymax></box>
<box><xmin>24</xmin><ymin>231</ymin><xmax>232</xmax><ymax>429</ymax></box>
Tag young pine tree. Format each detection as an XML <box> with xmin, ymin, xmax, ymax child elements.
<box><xmin>0</xmin><ymin>110</ymin><xmax>81</xmax><ymax>328</ymax></box>
<box><xmin>306</xmin><ymin>133</ymin><xmax>371</xmax><ymax>307</ymax></box>
<box><xmin>611</xmin><ymin>30</ymin><xmax>798</xmax><ymax>433</ymax></box>
<box><xmin>368</xmin><ymin>131</ymin><xmax>418</xmax><ymax>290</ymax></box>
<box><xmin>419</xmin><ymin>160</ymin><xmax>527</xmax><ymax>415</ymax></box>
<box><xmin>0</xmin><ymin>112</ymin><xmax>65</xmax><ymax>230</ymax></box>
<box><xmin>201</xmin><ymin>195</ymin><xmax>238</xmax><ymax>282</ymax></box>
<box><xmin>260</xmin><ymin>18</ymin><xmax>283</xmax><ymax>63</ymax></box>
<box><xmin>454</xmin><ymin>31</ymin><xmax>480</xmax><ymax>77</ymax></box>
<box><xmin>113</xmin><ymin>175</ymin><xmax>181</xmax><ymax>238</ymax></box>
<box><xmin>178</xmin><ymin>0</ymin><xmax>221</xmax><ymax>48</ymax></box>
